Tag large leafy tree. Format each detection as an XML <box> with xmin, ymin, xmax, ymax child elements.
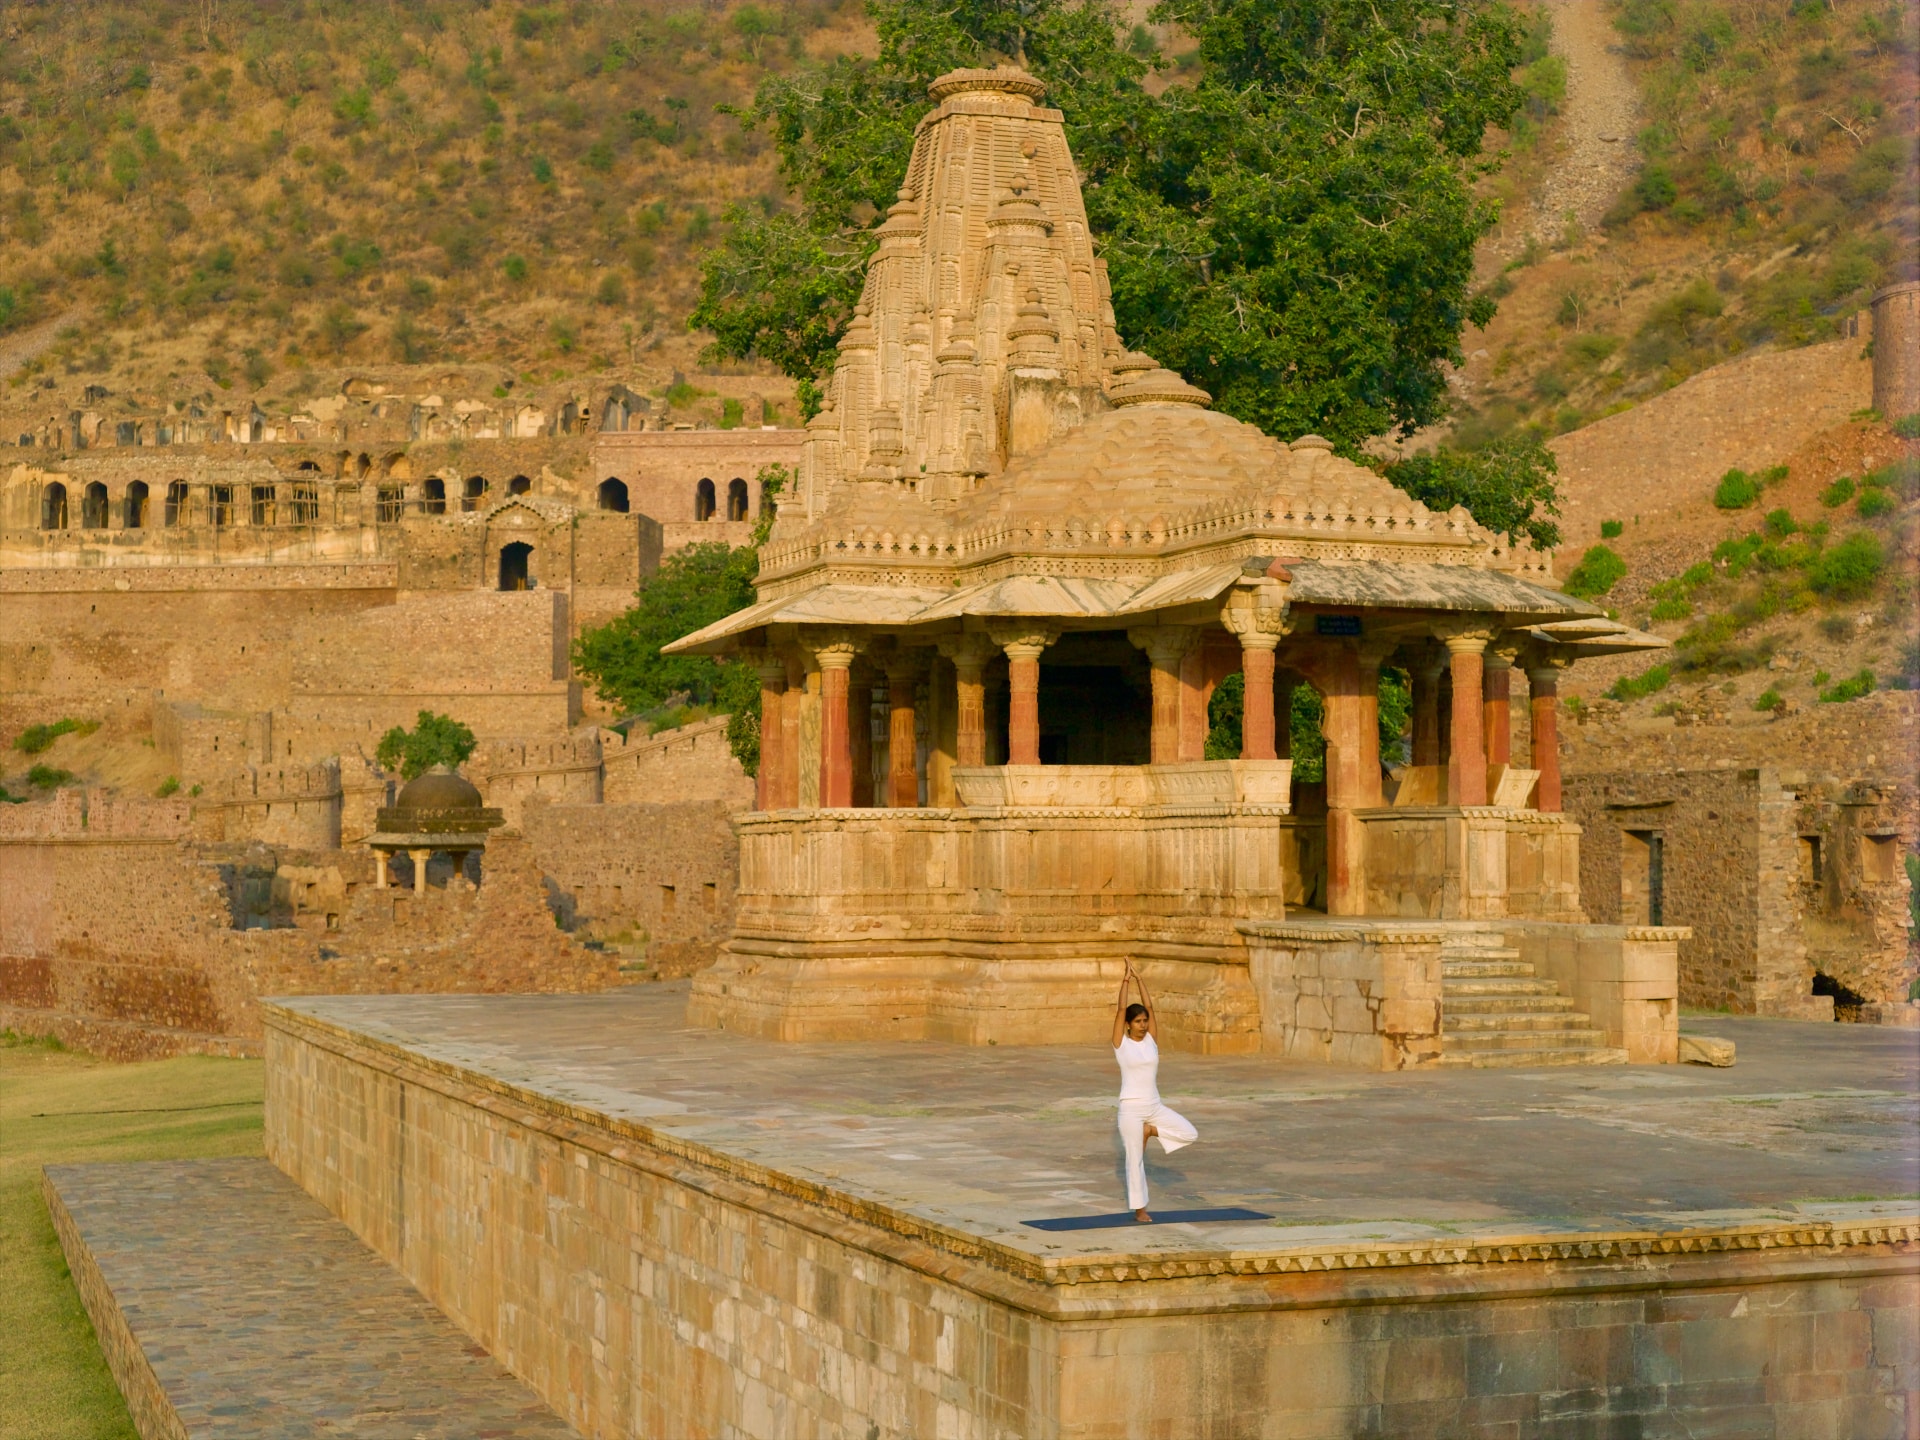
<box><xmin>691</xmin><ymin>0</ymin><xmax>1527</xmax><ymax>450</ymax></box>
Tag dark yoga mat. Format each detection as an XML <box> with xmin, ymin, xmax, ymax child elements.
<box><xmin>1022</xmin><ymin>1207</ymin><xmax>1271</xmax><ymax>1232</ymax></box>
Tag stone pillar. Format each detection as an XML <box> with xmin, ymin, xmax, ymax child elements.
<box><xmin>754</xmin><ymin>653</ymin><xmax>788</xmax><ymax>811</ymax></box>
<box><xmin>990</xmin><ymin>627</ymin><xmax>1057</xmax><ymax>766</ymax></box>
<box><xmin>1318</xmin><ymin>645</ymin><xmax>1381</xmax><ymax>916</ymax></box>
<box><xmin>410</xmin><ymin>848</ymin><xmax>431</xmax><ymax>891</ymax></box>
<box><xmin>885</xmin><ymin>651</ymin><xmax>924</xmax><ymax>807</ymax></box>
<box><xmin>849</xmin><ymin>661</ymin><xmax>876</xmax><ymax>808</ymax></box>
<box><xmin>1411</xmin><ymin>655</ymin><xmax>1444</xmax><ymax>768</ymax></box>
<box><xmin>374</xmin><ymin>850</ymin><xmax>389</xmax><ymax>889</ymax></box>
<box><xmin>1238</xmin><ymin>637</ymin><xmax>1279</xmax><ymax>760</ymax></box>
<box><xmin>1483</xmin><ymin>652</ymin><xmax>1513</xmax><ymax>772</ymax></box>
<box><xmin>938</xmin><ymin>634</ymin><xmax>995</xmax><ymax>768</ymax></box>
<box><xmin>1526</xmin><ymin>662</ymin><xmax>1565</xmax><ymax>813</ymax></box>
<box><xmin>777</xmin><ymin>652</ymin><xmax>805</xmax><ymax>809</ymax></box>
<box><xmin>1128</xmin><ymin>626</ymin><xmax>1197</xmax><ymax>765</ymax></box>
<box><xmin>1178</xmin><ymin>644</ymin><xmax>1209</xmax><ymax>762</ymax></box>
<box><xmin>812</xmin><ymin>637</ymin><xmax>858</xmax><ymax>808</ymax></box>
<box><xmin>1444</xmin><ymin>632</ymin><xmax>1489</xmax><ymax>807</ymax></box>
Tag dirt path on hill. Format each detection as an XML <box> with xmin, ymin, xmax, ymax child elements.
<box><xmin>0</xmin><ymin>310</ymin><xmax>81</xmax><ymax>384</ymax></box>
<box><xmin>1517</xmin><ymin>0</ymin><xmax>1642</xmax><ymax>244</ymax></box>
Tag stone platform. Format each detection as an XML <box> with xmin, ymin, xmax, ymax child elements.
<box><xmin>262</xmin><ymin>985</ymin><xmax>1920</xmax><ymax>1438</ymax></box>
<box><xmin>44</xmin><ymin>1159</ymin><xmax>579</xmax><ymax>1439</ymax></box>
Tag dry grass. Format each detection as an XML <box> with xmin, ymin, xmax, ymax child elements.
<box><xmin>0</xmin><ymin>1034</ymin><xmax>264</xmax><ymax>1440</ymax></box>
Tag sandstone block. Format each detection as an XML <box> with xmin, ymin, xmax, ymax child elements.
<box><xmin>1679</xmin><ymin>1034</ymin><xmax>1736</xmax><ymax>1066</ymax></box>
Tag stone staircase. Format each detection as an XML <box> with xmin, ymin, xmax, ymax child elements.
<box><xmin>1437</xmin><ymin>930</ymin><xmax>1628</xmax><ymax>1067</ymax></box>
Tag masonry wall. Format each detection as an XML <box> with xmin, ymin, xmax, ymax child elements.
<box><xmin>265</xmin><ymin>1009</ymin><xmax>1920</xmax><ymax>1440</ymax></box>
<box><xmin>601</xmin><ymin>716</ymin><xmax>755</xmax><ymax>809</ymax></box>
<box><xmin>520</xmin><ymin>801</ymin><xmax>739</xmax><ymax>977</ymax></box>
<box><xmin>0</xmin><ymin>789</ymin><xmax>621</xmax><ymax>1058</ymax></box>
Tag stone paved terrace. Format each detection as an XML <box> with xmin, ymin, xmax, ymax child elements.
<box><xmin>44</xmin><ymin>1159</ymin><xmax>582</xmax><ymax>1439</ymax></box>
<box><xmin>273</xmin><ymin>985</ymin><xmax>1920</xmax><ymax>1263</ymax></box>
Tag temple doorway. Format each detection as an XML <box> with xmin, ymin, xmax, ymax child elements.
<box><xmin>499</xmin><ymin>542</ymin><xmax>533</xmax><ymax>591</ymax></box>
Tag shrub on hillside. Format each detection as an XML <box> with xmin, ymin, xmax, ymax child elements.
<box><xmin>26</xmin><ymin>765</ymin><xmax>75</xmax><ymax>788</ymax></box>
<box><xmin>1818</xmin><ymin>669</ymin><xmax>1875</xmax><ymax>704</ymax></box>
<box><xmin>1819</xmin><ymin>475</ymin><xmax>1856</xmax><ymax>508</ymax></box>
<box><xmin>1713</xmin><ymin>469</ymin><xmax>1759</xmax><ymax>509</ymax></box>
<box><xmin>1856</xmin><ymin>486</ymin><xmax>1894</xmax><ymax>518</ymax></box>
<box><xmin>1808</xmin><ymin>532</ymin><xmax>1885</xmax><ymax>599</ymax></box>
<box><xmin>1893</xmin><ymin>414</ymin><xmax>1920</xmax><ymax>440</ymax></box>
<box><xmin>1763</xmin><ymin>508</ymin><xmax>1797</xmax><ymax>537</ymax></box>
<box><xmin>13</xmin><ymin>718</ymin><xmax>98</xmax><ymax>754</ymax></box>
<box><xmin>1562</xmin><ymin>544</ymin><xmax>1626</xmax><ymax>598</ymax></box>
<box><xmin>1606</xmin><ymin>664</ymin><xmax>1671</xmax><ymax>702</ymax></box>
<box><xmin>1600</xmin><ymin>518</ymin><xmax>1624</xmax><ymax>538</ymax></box>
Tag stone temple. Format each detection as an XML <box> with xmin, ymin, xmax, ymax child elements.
<box><xmin>669</xmin><ymin>66</ymin><xmax>1678</xmax><ymax>1065</ymax></box>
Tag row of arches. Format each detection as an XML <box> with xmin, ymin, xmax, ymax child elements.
<box><xmin>692</xmin><ymin>477</ymin><xmax>756</xmax><ymax>523</ymax></box>
<box><xmin>35</xmin><ymin>474</ymin><xmax>538</xmax><ymax>529</ymax></box>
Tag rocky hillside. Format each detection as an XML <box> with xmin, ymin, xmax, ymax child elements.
<box><xmin>0</xmin><ymin>0</ymin><xmax>861</xmax><ymax>417</ymax></box>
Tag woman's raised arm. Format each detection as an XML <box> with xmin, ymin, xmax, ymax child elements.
<box><xmin>1111</xmin><ymin>964</ymin><xmax>1134</xmax><ymax>1048</ymax></box>
<box><xmin>1134</xmin><ymin>967</ymin><xmax>1157</xmax><ymax>1039</ymax></box>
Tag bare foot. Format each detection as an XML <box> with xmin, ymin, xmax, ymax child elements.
<box><xmin>1133</xmin><ymin>1208</ymin><xmax>1153</xmax><ymax>1223</ymax></box>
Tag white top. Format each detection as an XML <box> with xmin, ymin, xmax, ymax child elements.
<box><xmin>1114</xmin><ymin>1034</ymin><xmax>1160</xmax><ymax>1103</ymax></box>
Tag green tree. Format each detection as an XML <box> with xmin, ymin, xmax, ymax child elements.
<box><xmin>375</xmin><ymin>711</ymin><xmax>477</xmax><ymax>780</ymax></box>
<box><xmin>1384</xmin><ymin>433</ymin><xmax>1562</xmax><ymax>551</ymax></box>
<box><xmin>573</xmin><ymin>465</ymin><xmax>790</xmax><ymax>773</ymax></box>
<box><xmin>692</xmin><ymin>0</ymin><xmax>1526</xmax><ymax>448</ymax></box>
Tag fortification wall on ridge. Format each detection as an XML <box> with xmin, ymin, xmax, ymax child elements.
<box><xmin>602</xmin><ymin>717</ymin><xmax>754</xmax><ymax>809</ymax></box>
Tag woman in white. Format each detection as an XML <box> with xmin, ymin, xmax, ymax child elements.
<box><xmin>1111</xmin><ymin>961</ymin><xmax>1198</xmax><ymax>1222</ymax></box>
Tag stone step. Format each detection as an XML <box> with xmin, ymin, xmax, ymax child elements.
<box><xmin>1436</xmin><ymin>1046</ymin><xmax>1630</xmax><ymax>1068</ymax></box>
<box><xmin>1442</xmin><ymin>978</ymin><xmax>1564</xmax><ymax>998</ymax></box>
<box><xmin>1444</xmin><ymin>1012</ymin><xmax>1599</xmax><ymax>1033</ymax></box>
<box><xmin>1445</xmin><ymin>995</ymin><xmax>1581</xmax><ymax>1017</ymax></box>
<box><xmin>1441</xmin><ymin>959</ymin><xmax>1536</xmax><ymax>978</ymax></box>
<box><xmin>1442</xmin><ymin>1027</ymin><xmax>1612</xmax><ymax>1052</ymax></box>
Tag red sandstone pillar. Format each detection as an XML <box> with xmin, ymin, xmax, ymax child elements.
<box><xmin>1445</xmin><ymin>634</ymin><xmax>1489</xmax><ymax>807</ymax></box>
<box><xmin>849</xmin><ymin>664</ymin><xmax>875</xmax><ymax>808</ymax></box>
<box><xmin>1319</xmin><ymin>646</ymin><xmax>1369</xmax><ymax>916</ymax></box>
<box><xmin>1178</xmin><ymin>644</ymin><xmax>1209</xmax><ymax>762</ymax></box>
<box><xmin>994</xmin><ymin>629</ymin><xmax>1054</xmax><ymax>765</ymax></box>
<box><xmin>815</xmin><ymin>643</ymin><xmax>856</xmax><ymax>808</ymax></box>
<box><xmin>1483</xmin><ymin>654</ymin><xmax>1513</xmax><ymax>773</ymax></box>
<box><xmin>1527</xmin><ymin>664</ymin><xmax>1564</xmax><ymax>812</ymax></box>
<box><xmin>1129</xmin><ymin>627</ymin><xmax>1196</xmax><ymax>766</ymax></box>
<box><xmin>1412</xmin><ymin>657</ymin><xmax>1444</xmax><ymax>768</ymax></box>
<box><xmin>886</xmin><ymin>654</ymin><xmax>922</xmax><ymax>807</ymax></box>
<box><xmin>755</xmin><ymin>655</ymin><xmax>788</xmax><ymax>811</ymax></box>
<box><xmin>1239</xmin><ymin>639</ymin><xmax>1279</xmax><ymax>760</ymax></box>
<box><xmin>938</xmin><ymin>633</ymin><xmax>995</xmax><ymax>769</ymax></box>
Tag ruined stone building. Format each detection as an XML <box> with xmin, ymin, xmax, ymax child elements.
<box><xmin>1563</xmin><ymin>691</ymin><xmax>1918</xmax><ymax>1020</ymax></box>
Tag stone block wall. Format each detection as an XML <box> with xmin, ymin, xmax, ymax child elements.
<box><xmin>190</xmin><ymin>761</ymin><xmax>343</xmax><ymax>849</ymax></box>
<box><xmin>519</xmin><ymin>801</ymin><xmax>739</xmax><ymax>977</ymax></box>
<box><xmin>0</xmin><ymin>788</ymin><xmax>620</xmax><ymax>1057</ymax></box>
<box><xmin>601</xmin><ymin>716</ymin><xmax>754</xmax><ymax>809</ymax></box>
<box><xmin>470</xmin><ymin>732</ymin><xmax>604</xmax><ymax>829</ymax></box>
<box><xmin>1242</xmin><ymin>920</ymin><xmax>1446</xmax><ymax>1068</ymax></box>
<box><xmin>1506</xmin><ymin>922</ymin><xmax>1684</xmax><ymax>1063</ymax></box>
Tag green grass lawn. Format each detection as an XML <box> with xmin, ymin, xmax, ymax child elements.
<box><xmin>0</xmin><ymin>1033</ymin><xmax>263</xmax><ymax>1440</ymax></box>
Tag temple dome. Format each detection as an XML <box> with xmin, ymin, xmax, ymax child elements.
<box><xmin>983</xmin><ymin>402</ymin><xmax>1289</xmax><ymax>521</ymax></box>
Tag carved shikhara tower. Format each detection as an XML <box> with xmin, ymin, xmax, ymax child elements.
<box><xmin>671</xmin><ymin>69</ymin><xmax>1688</xmax><ymax>1064</ymax></box>
<box><xmin>797</xmin><ymin>66</ymin><xmax>1127</xmax><ymax>511</ymax></box>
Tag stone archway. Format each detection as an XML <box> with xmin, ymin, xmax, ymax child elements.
<box><xmin>499</xmin><ymin>541</ymin><xmax>533</xmax><ymax>591</ymax></box>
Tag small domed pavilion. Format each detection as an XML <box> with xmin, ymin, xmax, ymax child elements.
<box><xmin>369</xmin><ymin>765</ymin><xmax>504</xmax><ymax>891</ymax></box>
<box><xmin>667</xmin><ymin>67</ymin><xmax>1678</xmax><ymax>1062</ymax></box>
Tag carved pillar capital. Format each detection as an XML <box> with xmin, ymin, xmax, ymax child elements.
<box><xmin>1125</xmin><ymin>624</ymin><xmax>1199</xmax><ymax>666</ymax></box>
<box><xmin>801</xmin><ymin>627</ymin><xmax>861</xmax><ymax>670</ymax></box>
<box><xmin>987</xmin><ymin>624</ymin><xmax>1059</xmax><ymax>661</ymax></box>
<box><xmin>935</xmin><ymin>631</ymin><xmax>999</xmax><ymax>675</ymax></box>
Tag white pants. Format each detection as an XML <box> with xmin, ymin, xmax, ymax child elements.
<box><xmin>1118</xmin><ymin>1099</ymin><xmax>1197</xmax><ymax>1210</ymax></box>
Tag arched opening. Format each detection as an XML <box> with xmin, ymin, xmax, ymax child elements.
<box><xmin>40</xmin><ymin>482</ymin><xmax>68</xmax><ymax>529</ymax></box>
<box><xmin>462</xmin><ymin>476</ymin><xmax>488</xmax><ymax>512</ymax></box>
<box><xmin>124</xmin><ymin>480</ymin><xmax>149</xmax><ymax>528</ymax></box>
<box><xmin>376</xmin><ymin>486</ymin><xmax>404</xmax><ymax>523</ymax></box>
<box><xmin>759</xmin><ymin>476</ymin><xmax>778</xmax><ymax>520</ymax></box>
<box><xmin>211</xmin><ymin>485</ymin><xmax>233</xmax><ymax>528</ymax></box>
<box><xmin>597</xmin><ymin>477</ymin><xmax>629</xmax><ymax>512</ymax></box>
<box><xmin>507</xmin><ymin>474</ymin><xmax>531</xmax><ymax>496</ymax></box>
<box><xmin>250</xmin><ymin>483</ymin><xmax>276</xmax><ymax>526</ymax></box>
<box><xmin>422</xmin><ymin>477</ymin><xmax>446</xmax><ymax>514</ymax></box>
<box><xmin>353</xmin><ymin>453</ymin><xmax>372</xmax><ymax>480</ymax></box>
<box><xmin>384</xmin><ymin>453</ymin><xmax>413</xmax><ymax>482</ymax></box>
<box><xmin>289</xmin><ymin>482</ymin><xmax>320</xmax><ymax>523</ymax></box>
<box><xmin>726</xmin><ymin>477</ymin><xmax>749</xmax><ymax>522</ymax></box>
<box><xmin>81</xmin><ymin>482</ymin><xmax>109</xmax><ymax>529</ymax></box>
<box><xmin>165</xmin><ymin>481</ymin><xmax>189</xmax><ymax>526</ymax></box>
<box><xmin>499</xmin><ymin>541</ymin><xmax>534</xmax><ymax>591</ymax></box>
<box><xmin>694</xmin><ymin>477</ymin><xmax>716</xmax><ymax>521</ymax></box>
